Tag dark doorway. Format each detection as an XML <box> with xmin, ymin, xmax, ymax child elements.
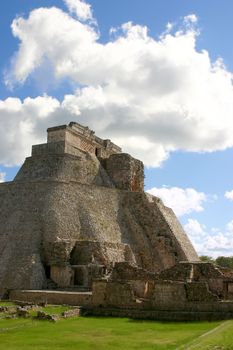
<box><xmin>44</xmin><ymin>265</ymin><xmax>51</xmax><ymax>279</ymax></box>
<box><xmin>95</xmin><ymin>148</ymin><xmax>101</xmax><ymax>157</ymax></box>
<box><xmin>74</xmin><ymin>269</ymin><xmax>83</xmax><ymax>285</ymax></box>
<box><xmin>74</xmin><ymin>266</ymin><xmax>88</xmax><ymax>287</ymax></box>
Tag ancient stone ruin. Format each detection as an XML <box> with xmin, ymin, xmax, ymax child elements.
<box><xmin>1</xmin><ymin>121</ymin><xmax>233</xmax><ymax>320</ymax></box>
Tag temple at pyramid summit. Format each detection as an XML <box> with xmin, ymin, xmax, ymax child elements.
<box><xmin>1</xmin><ymin>121</ymin><xmax>233</xmax><ymax>320</ymax></box>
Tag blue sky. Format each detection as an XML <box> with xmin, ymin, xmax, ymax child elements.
<box><xmin>1</xmin><ymin>0</ymin><xmax>233</xmax><ymax>257</ymax></box>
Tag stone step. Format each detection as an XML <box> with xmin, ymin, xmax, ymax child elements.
<box><xmin>9</xmin><ymin>289</ymin><xmax>92</xmax><ymax>306</ymax></box>
<box><xmin>56</xmin><ymin>286</ymin><xmax>91</xmax><ymax>292</ymax></box>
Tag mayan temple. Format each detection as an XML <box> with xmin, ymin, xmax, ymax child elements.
<box><xmin>1</xmin><ymin>122</ymin><xmax>233</xmax><ymax>320</ymax></box>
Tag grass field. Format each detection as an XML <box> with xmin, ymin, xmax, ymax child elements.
<box><xmin>0</xmin><ymin>301</ymin><xmax>16</xmax><ymax>307</ymax></box>
<box><xmin>0</xmin><ymin>313</ymin><xmax>233</xmax><ymax>350</ymax></box>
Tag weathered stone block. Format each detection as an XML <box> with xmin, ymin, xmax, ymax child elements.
<box><xmin>105</xmin><ymin>153</ymin><xmax>144</xmax><ymax>191</ymax></box>
<box><xmin>50</xmin><ymin>266</ymin><xmax>73</xmax><ymax>288</ymax></box>
<box><xmin>185</xmin><ymin>282</ymin><xmax>219</xmax><ymax>302</ymax></box>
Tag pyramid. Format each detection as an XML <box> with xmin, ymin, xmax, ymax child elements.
<box><xmin>0</xmin><ymin>122</ymin><xmax>198</xmax><ymax>296</ymax></box>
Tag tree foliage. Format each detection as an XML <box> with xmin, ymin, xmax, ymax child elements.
<box><xmin>215</xmin><ymin>256</ymin><xmax>233</xmax><ymax>269</ymax></box>
<box><xmin>199</xmin><ymin>255</ymin><xmax>215</xmax><ymax>263</ymax></box>
<box><xmin>199</xmin><ymin>255</ymin><xmax>233</xmax><ymax>269</ymax></box>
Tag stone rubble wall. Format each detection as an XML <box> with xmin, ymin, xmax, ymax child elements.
<box><xmin>158</xmin><ymin>261</ymin><xmax>233</xmax><ymax>298</ymax></box>
<box><xmin>158</xmin><ymin>261</ymin><xmax>224</xmax><ymax>281</ymax></box>
<box><xmin>91</xmin><ymin>279</ymin><xmax>232</xmax><ymax>312</ymax></box>
<box><xmin>9</xmin><ymin>280</ymin><xmax>233</xmax><ymax>320</ymax></box>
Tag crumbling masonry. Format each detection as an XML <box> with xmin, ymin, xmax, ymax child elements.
<box><xmin>1</xmin><ymin>122</ymin><xmax>233</xmax><ymax>320</ymax></box>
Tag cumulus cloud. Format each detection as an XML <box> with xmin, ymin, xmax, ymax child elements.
<box><xmin>6</xmin><ymin>6</ymin><xmax>98</xmax><ymax>86</ymax></box>
<box><xmin>146</xmin><ymin>186</ymin><xmax>207</xmax><ymax>216</ymax></box>
<box><xmin>183</xmin><ymin>14</ymin><xmax>198</xmax><ymax>25</ymax></box>
<box><xmin>184</xmin><ymin>218</ymin><xmax>206</xmax><ymax>237</ymax></box>
<box><xmin>225</xmin><ymin>190</ymin><xmax>233</xmax><ymax>201</ymax></box>
<box><xmin>0</xmin><ymin>171</ymin><xmax>6</xmax><ymax>183</ymax></box>
<box><xmin>0</xmin><ymin>95</ymin><xmax>60</xmax><ymax>165</ymax></box>
<box><xmin>2</xmin><ymin>3</ymin><xmax>233</xmax><ymax>167</ymax></box>
<box><xmin>64</xmin><ymin>0</ymin><xmax>93</xmax><ymax>22</ymax></box>
<box><xmin>184</xmin><ymin>218</ymin><xmax>233</xmax><ymax>257</ymax></box>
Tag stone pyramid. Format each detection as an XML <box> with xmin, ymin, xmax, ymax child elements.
<box><xmin>0</xmin><ymin>122</ymin><xmax>198</xmax><ymax>296</ymax></box>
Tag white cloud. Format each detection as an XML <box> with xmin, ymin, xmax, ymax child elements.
<box><xmin>166</xmin><ymin>22</ymin><xmax>174</xmax><ymax>32</ymax></box>
<box><xmin>7</xmin><ymin>7</ymin><xmax>98</xmax><ymax>85</ymax></box>
<box><xmin>184</xmin><ymin>218</ymin><xmax>233</xmax><ymax>257</ymax></box>
<box><xmin>147</xmin><ymin>186</ymin><xmax>207</xmax><ymax>216</ymax></box>
<box><xmin>0</xmin><ymin>171</ymin><xmax>6</xmax><ymax>183</ymax></box>
<box><xmin>183</xmin><ymin>14</ymin><xmax>198</xmax><ymax>24</ymax></box>
<box><xmin>2</xmin><ymin>5</ymin><xmax>233</xmax><ymax>167</ymax></box>
<box><xmin>226</xmin><ymin>220</ymin><xmax>233</xmax><ymax>233</ymax></box>
<box><xmin>64</xmin><ymin>0</ymin><xmax>93</xmax><ymax>22</ymax></box>
<box><xmin>0</xmin><ymin>95</ymin><xmax>60</xmax><ymax>166</ymax></box>
<box><xmin>225</xmin><ymin>190</ymin><xmax>233</xmax><ymax>201</ymax></box>
<box><xmin>184</xmin><ymin>218</ymin><xmax>206</xmax><ymax>237</ymax></box>
<box><xmin>198</xmin><ymin>230</ymin><xmax>233</xmax><ymax>258</ymax></box>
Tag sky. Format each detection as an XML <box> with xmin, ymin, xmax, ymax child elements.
<box><xmin>1</xmin><ymin>0</ymin><xmax>233</xmax><ymax>258</ymax></box>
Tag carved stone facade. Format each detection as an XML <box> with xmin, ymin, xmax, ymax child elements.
<box><xmin>46</xmin><ymin>122</ymin><xmax>122</xmax><ymax>159</ymax></box>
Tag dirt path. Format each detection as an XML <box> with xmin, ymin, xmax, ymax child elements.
<box><xmin>175</xmin><ymin>321</ymin><xmax>232</xmax><ymax>350</ymax></box>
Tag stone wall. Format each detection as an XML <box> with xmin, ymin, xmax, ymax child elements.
<box><xmin>87</xmin><ymin>307</ymin><xmax>233</xmax><ymax>321</ymax></box>
<box><xmin>111</xmin><ymin>262</ymin><xmax>157</xmax><ymax>280</ymax></box>
<box><xmin>10</xmin><ymin>290</ymin><xmax>92</xmax><ymax>306</ymax></box>
<box><xmin>185</xmin><ymin>282</ymin><xmax>218</xmax><ymax>302</ymax></box>
<box><xmin>0</xmin><ymin>182</ymin><xmax>47</xmax><ymax>296</ymax></box>
<box><xmin>9</xmin><ymin>281</ymin><xmax>233</xmax><ymax>320</ymax></box>
<box><xmin>91</xmin><ymin>278</ymin><xmax>233</xmax><ymax>316</ymax></box>
<box><xmin>158</xmin><ymin>261</ymin><xmax>224</xmax><ymax>281</ymax></box>
<box><xmin>70</xmin><ymin>241</ymin><xmax>135</xmax><ymax>267</ymax></box>
<box><xmin>158</xmin><ymin>261</ymin><xmax>233</xmax><ymax>298</ymax></box>
<box><xmin>92</xmin><ymin>280</ymin><xmax>136</xmax><ymax>308</ymax></box>
<box><xmin>50</xmin><ymin>266</ymin><xmax>73</xmax><ymax>287</ymax></box>
<box><xmin>105</xmin><ymin>153</ymin><xmax>144</xmax><ymax>192</ymax></box>
<box><xmin>32</xmin><ymin>141</ymin><xmax>87</xmax><ymax>158</ymax></box>
<box><xmin>14</xmin><ymin>153</ymin><xmax>114</xmax><ymax>188</ymax></box>
<box><xmin>152</xmin><ymin>280</ymin><xmax>187</xmax><ymax>308</ymax></box>
<box><xmin>47</xmin><ymin>122</ymin><xmax>121</xmax><ymax>159</ymax></box>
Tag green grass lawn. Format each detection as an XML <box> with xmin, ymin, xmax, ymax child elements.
<box><xmin>1</xmin><ymin>315</ymin><xmax>232</xmax><ymax>350</ymax></box>
<box><xmin>0</xmin><ymin>301</ymin><xmax>16</xmax><ymax>307</ymax></box>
